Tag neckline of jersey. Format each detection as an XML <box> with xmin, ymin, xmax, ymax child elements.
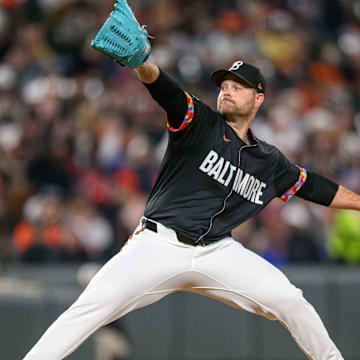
<box><xmin>224</xmin><ymin>120</ymin><xmax>260</xmax><ymax>146</ymax></box>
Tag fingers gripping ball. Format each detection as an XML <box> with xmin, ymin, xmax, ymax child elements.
<box><xmin>91</xmin><ymin>0</ymin><xmax>151</xmax><ymax>69</ymax></box>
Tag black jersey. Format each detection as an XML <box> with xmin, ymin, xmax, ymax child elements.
<box><xmin>143</xmin><ymin>74</ymin><xmax>307</xmax><ymax>243</ymax></box>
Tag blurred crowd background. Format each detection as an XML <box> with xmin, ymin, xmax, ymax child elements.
<box><xmin>1</xmin><ymin>0</ymin><xmax>360</xmax><ymax>267</ymax></box>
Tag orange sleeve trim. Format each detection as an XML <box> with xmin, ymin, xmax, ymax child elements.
<box><xmin>166</xmin><ymin>91</ymin><xmax>194</xmax><ymax>132</ymax></box>
<box><xmin>280</xmin><ymin>166</ymin><xmax>307</xmax><ymax>202</ymax></box>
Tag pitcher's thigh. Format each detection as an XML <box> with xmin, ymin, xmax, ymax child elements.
<box><xmin>194</xmin><ymin>241</ymin><xmax>302</xmax><ymax>317</ymax></box>
<box><xmin>81</xmin><ymin>232</ymin><xmax>192</xmax><ymax>313</ymax></box>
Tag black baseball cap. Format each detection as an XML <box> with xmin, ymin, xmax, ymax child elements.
<box><xmin>210</xmin><ymin>61</ymin><xmax>266</xmax><ymax>94</ymax></box>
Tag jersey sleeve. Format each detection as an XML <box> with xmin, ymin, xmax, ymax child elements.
<box><xmin>273</xmin><ymin>149</ymin><xmax>308</xmax><ymax>202</ymax></box>
<box><xmin>144</xmin><ymin>69</ymin><xmax>218</xmax><ymax>146</ymax></box>
<box><xmin>143</xmin><ymin>69</ymin><xmax>188</xmax><ymax>129</ymax></box>
<box><xmin>165</xmin><ymin>90</ymin><xmax>194</xmax><ymax>132</ymax></box>
<box><xmin>167</xmin><ymin>93</ymin><xmax>219</xmax><ymax>148</ymax></box>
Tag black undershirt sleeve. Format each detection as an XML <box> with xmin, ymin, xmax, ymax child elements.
<box><xmin>143</xmin><ymin>69</ymin><xmax>188</xmax><ymax>129</ymax></box>
<box><xmin>276</xmin><ymin>169</ymin><xmax>339</xmax><ymax>206</ymax></box>
<box><xmin>295</xmin><ymin>171</ymin><xmax>339</xmax><ymax>206</ymax></box>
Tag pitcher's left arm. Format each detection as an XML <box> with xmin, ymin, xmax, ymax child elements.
<box><xmin>329</xmin><ymin>185</ymin><xmax>360</xmax><ymax>211</ymax></box>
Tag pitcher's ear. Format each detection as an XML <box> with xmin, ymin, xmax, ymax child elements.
<box><xmin>255</xmin><ymin>93</ymin><xmax>264</xmax><ymax>108</ymax></box>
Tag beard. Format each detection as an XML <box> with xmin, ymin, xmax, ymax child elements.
<box><xmin>218</xmin><ymin>101</ymin><xmax>253</xmax><ymax>121</ymax></box>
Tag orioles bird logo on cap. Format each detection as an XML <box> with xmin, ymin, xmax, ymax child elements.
<box><xmin>257</xmin><ymin>82</ymin><xmax>263</xmax><ymax>91</ymax></box>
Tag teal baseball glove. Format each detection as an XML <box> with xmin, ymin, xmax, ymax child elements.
<box><xmin>91</xmin><ymin>0</ymin><xmax>151</xmax><ymax>69</ymax></box>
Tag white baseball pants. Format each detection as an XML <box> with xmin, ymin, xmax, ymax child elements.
<box><xmin>24</xmin><ymin>218</ymin><xmax>343</xmax><ymax>360</ymax></box>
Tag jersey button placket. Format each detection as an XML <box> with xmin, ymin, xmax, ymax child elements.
<box><xmin>196</xmin><ymin>144</ymin><xmax>247</xmax><ymax>244</ymax></box>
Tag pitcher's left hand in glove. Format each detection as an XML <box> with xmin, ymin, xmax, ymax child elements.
<box><xmin>91</xmin><ymin>0</ymin><xmax>151</xmax><ymax>69</ymax></box>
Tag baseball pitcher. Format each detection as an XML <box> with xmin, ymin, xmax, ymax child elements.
<box><xmin>24</xmin><ymin>1</ymin><xmax>360</xmax><ymax>359</ymax></box>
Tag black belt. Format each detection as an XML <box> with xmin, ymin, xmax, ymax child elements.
<box><xmin>142</xmin><ymin>219</ymin><xmax>213</xmax><ymax>247</ymax></box>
